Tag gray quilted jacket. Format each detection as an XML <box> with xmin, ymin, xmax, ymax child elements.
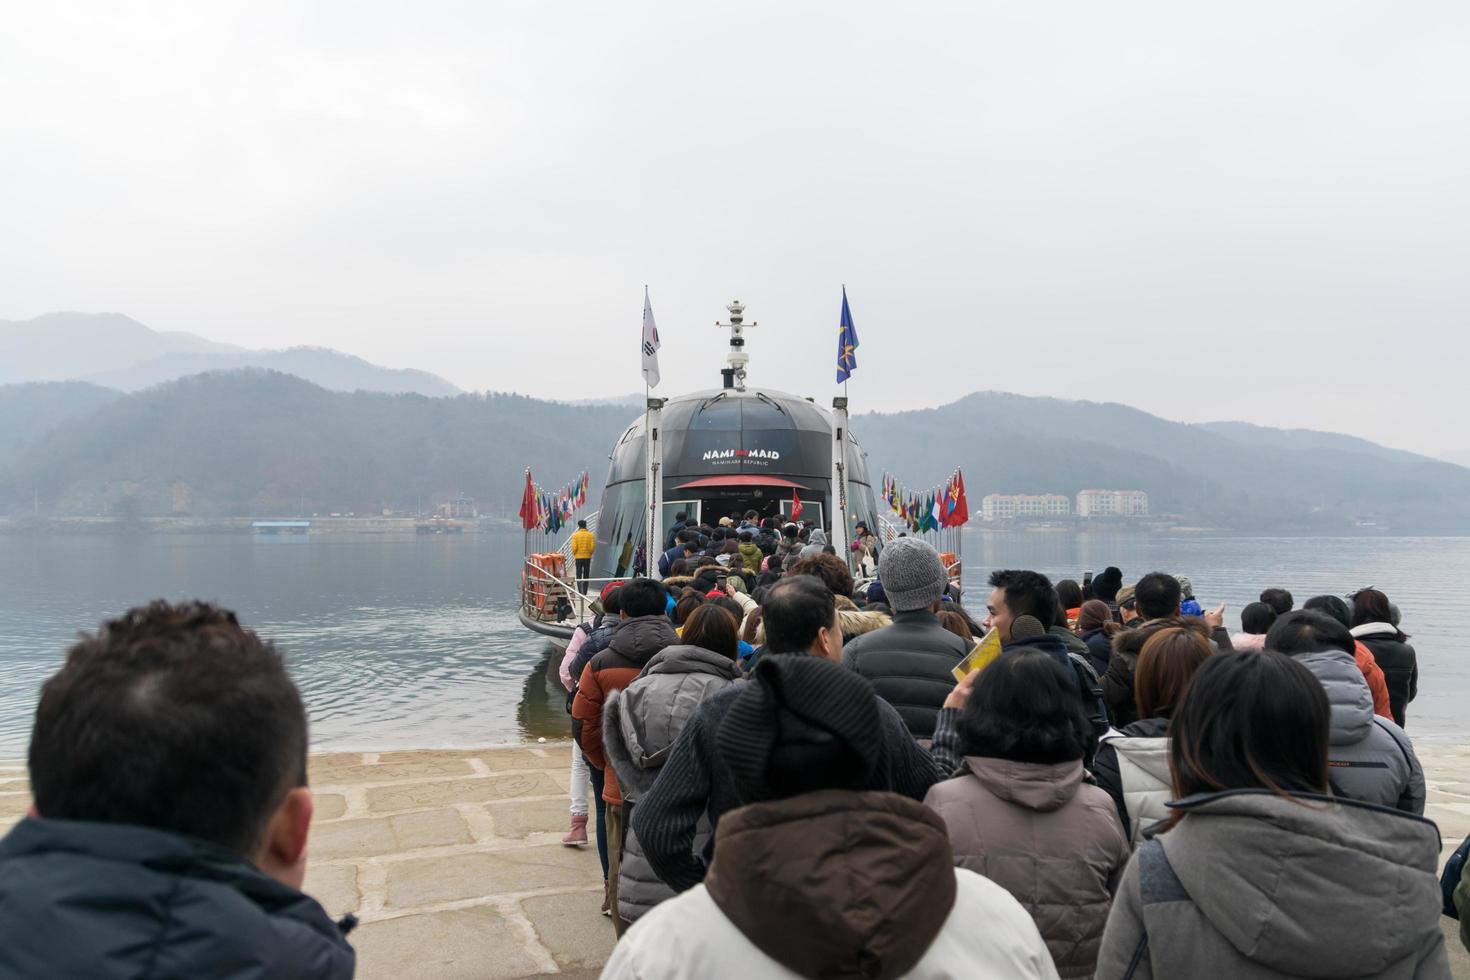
<box><xmin>603</xmin><ymin>644</ymin><xmax>740</xmax><ymax>923</ymax></box>
<box><xmin>1293</xmin><ymin>648</ymin><xmax>1424</xmax><ymax>815</ymax></box>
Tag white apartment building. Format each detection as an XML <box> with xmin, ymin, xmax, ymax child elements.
<box><xmin>981</xmin><ymin>493</ymin><xmax>1072</xmax><ymax>521</ymax></box>
<box><xmin>1075</xmin><ymin>489</ymin><xmax>1150</xmax><ymax>517</ymax></box>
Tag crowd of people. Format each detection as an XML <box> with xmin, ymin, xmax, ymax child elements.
<box><xmin>0</xmin><ymin>517</ymin><xmax>1458</xmax><ymax>978</ymax></box>
<box><xmin>561</xmin><ymin>518</ymin><xmax>1453</xmax><ymax>979</ymax></box>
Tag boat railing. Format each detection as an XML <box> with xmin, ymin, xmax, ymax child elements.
<box><xmin>520</xmin><ymin>555</ymin><xmax>621</xmax><ymax>628</ymax></box>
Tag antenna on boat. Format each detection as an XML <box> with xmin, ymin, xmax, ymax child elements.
<box><xmin>715</xmin><ymin>299</ymin><xmax>756</xmax><ymax>391</ymax></box>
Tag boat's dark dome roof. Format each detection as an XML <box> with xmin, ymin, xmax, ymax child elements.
<box><xmin>603</xmin><ymin>387</ymin><xmax>872</xmax><ymax>487</ymax></box>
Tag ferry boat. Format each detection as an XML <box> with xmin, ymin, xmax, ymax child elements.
<box><xmin>518</xmin><ymin>300</ymin><xmax>884</xmax><ymax>640</ymax></box>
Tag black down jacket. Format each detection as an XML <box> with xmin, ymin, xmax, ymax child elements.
<box><xmin>0</xmin><ymin>817</ymin><xmax>356</xmax><ymax>979</ymax></box>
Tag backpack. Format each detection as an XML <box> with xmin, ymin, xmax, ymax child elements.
<box><xmin>1067</xmin><ymin>652</ymin><xmax>1110</xmax><ymax>758</ymax></box>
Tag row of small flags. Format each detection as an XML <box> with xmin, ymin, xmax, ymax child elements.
<box><xmin>640</xmin><ymin>287</ymin><xmax>860</xmax><ymax>387</ymax></box>
<box><xmin>881</xmin><ymin>470</ymin><xmax>970</xmax><ymax>533</ymax></box>
<box><xmin>517</xmin><ymin>470</ymin><xmax>590</xmax><ymax>533</ymax></box>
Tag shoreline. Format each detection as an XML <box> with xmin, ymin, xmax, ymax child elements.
<box><xmin>3</xmin><ymin>741</ymin><xmax>1469</xmax><ymax>979</ymax></box>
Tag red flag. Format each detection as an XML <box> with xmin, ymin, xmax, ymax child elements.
<box><xmin>518</xmin><ymin>470</ymin><xmax>538</xmax><ymax>530</ymax></box>
<box><xmin>951</xmin><ymin>470</ymin><xmax>970</xmax><ymax>527</ymax></box>
<box><xmin>790</xmin><ymin>488</ymin><xmax>804</xmax><ymax>522</ymax></box>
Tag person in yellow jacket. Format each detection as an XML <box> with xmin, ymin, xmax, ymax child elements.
<box><xmin>570</xmin><ymin>520</ymin><xmax>596</xmax><ymax>594</ymax></box>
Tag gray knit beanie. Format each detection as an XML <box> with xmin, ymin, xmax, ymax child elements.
<box><xmin>877</xmin><ymin>537</ymin><xmax>948</xmax><ymax>612</ymax></box>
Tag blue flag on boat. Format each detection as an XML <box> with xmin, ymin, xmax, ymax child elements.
<box><xmin>836</xmin><ymin>287</ymin><xmax>859</xmax><ymax>383</ymax></box>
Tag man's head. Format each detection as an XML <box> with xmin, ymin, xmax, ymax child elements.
<box><xmin>674</xmin><ymin>511</ymin><xmax>686</xmax><ymax>524</ymax></box>
<box><xmin>984</xmin><ymin>569</ymin><xmax>1057</xmax><ymax>640</ymax></box>
<box><xmin>617</xmin><ymin>577</ymin><xmax>668</xmax><ymax>618</ymax></box>
<box><xmin>1260</xmin><ymin>588</ymin><xmax>1294</xmax><ymax>616</ymax></box>
<box><xmin>744</xmin><ymin>510</ymin><xmax>759</xmax><ymax>522</ymax></box>
<box><xmin>1117</xmin><ymin>585</ymin><xmax>1139</xmax><ymax>624</ymax></box>
<box><xmin>761</xmin><ymin>576</ymin><xmax>842</xmax><ymax>660</ymax></box>
<box><xmin>788</xmin><ymin>552</ymin><xmax>855</xmax><ymax>600</ymax></box>
<box><xmin>877</xmin><ymin>537</ymin><xmax>949</xmax><ymax>612</ymax></box>
<box><xmin>29</xmin><ymin>601</ymin><xmax>311</xmax><ymax>887</ymax></box>
<box><xmin>1303</xmin><ymin>594</ymin><xmax>1352</xmax><ymax>628</ymax></box>
<box><xmin>1135</xmin><ymin>572</ymin><xmax>1182</xmax><ymax>621</ymax></box>
<box><xmin>1266</xmin><ymin>609</ymin><xmax>1355</xmax><ymax>658</ymax></box>
<box><xmin>576</xmin><ymin>519</ymin><xmax>588</xmax><ymax>530</ymax></box>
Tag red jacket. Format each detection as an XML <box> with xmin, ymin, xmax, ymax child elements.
<box><xmin>1355</xmin><ymin>640</ymin><xmax>1393</xmax><ymax>721</ymax></box>
<box><xmin>571</xmin><ymin>615</ymin><xmax>678</xmax><ymax>805</ymax></box>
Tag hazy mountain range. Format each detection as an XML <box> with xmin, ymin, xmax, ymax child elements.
<box><xmin>2</xmin><ymin>311</ymin><xmax>1468</xmax><ymax>532</ymax></box>
<box><xmin>0</xmin><ymin>312</ymin><xmax>459</xmax><ymax>396</ymax></box>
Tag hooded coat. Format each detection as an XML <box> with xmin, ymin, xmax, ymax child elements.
<box><xmin>841</xmin><ymin>609</ymin><xmax>971</xmax><ymax>740</ymax></box>
<box><xmin>571</xmin><ymin>614</ymin><xmax>679</xmax><ymax>805</ymax></box>
<box><xmin>1292</xmin><ymin>649</ymin><xmax>1424</xmax><ymax>814</ymax></box>
<box><xmin>1095</xmin><ymin>790</ymin><xmax>1450</xmax><ymax>979</ymax></box>
<box><xmin>1102</xmin><ymin>618</ymin><xmax>1231</xmax><ymax>728</ymax></box>
<box><xmin>0</xmin><ymin>818</ymin><xmax>355</xmax><ymax>980</ymax></box>
<box><xmin>924</xmin><ymin>757</ymin><xmax>1130</xmax><ymax>978</ymax></box>
<box><xmin>1351</xmin><ymin>623</ymin><xmax>1418</xmax><ymax>728</ymax></box>
<box><xmin>604</xmin><ymin>790</ymin><xmax>1061</xmax><ymax>980</ymax></box>
<box><xmin>1091</xmin><ymin>717</ymin><xmax>1173</xmax><ymax>844</ymax></box>
<box><xmin>603</xmin><ymin>645</ymin><xmax>740</xmax><ymax>923</ymax></box>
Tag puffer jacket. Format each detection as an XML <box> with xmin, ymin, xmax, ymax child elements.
<box><xmin>925</xmin><ymin>757</ymin><xmax>1129</xmax><ymax>978</ymax></box>
<box><xmin>605</xmin><ymin>790</ymin><xmax>1061</xmax><ymax>980</ymax></box>
<box><xmin>0</xmin><ymin>818</ymin><xmax>355</xmax><ymax>979</ymax></box>
<box><xmin>1092</xmin><ymin>717</ymin><xmax>1172</xmax><ymax>844</ymax></box>
<box><xmin>1352</xmin><ymin>623</ymin><xmax>1418</xmax><ymax>728</ymax></box>
<box><xmin>1293</xmin><ymin>648</ymin><xmax>1424</xmax><ymax>814</ymax></box>
<box><xmin>841</xmin><ymin>610</ymin><xmax>971</xmax><ymax>739</ymax></box>
<box><xmin>604</xmin><ymin>645</ymin><xmax>740</xmax><ymax>923</ymax></box>
<box><xmin>1049</xmin><ymin>625</ymin><xmax>1091</xmax><ymax>658</ymax></box>
<box><xmin>1103</xmin><ymin>618</ymin><xmax>1231</xmax><ymax>728</ymax></box>
<box><xmin>1096</xmin><ymin>790</ymin><xmax>1449</xmax><ymax>979</ymax></box>
<box><xmin>1080</xmin><ymin>628</ymin><xmax>1113</xmax><ymax>677</ymax></box>
<box><xmin>736</xmin><ymin>542</ymin><xmax>762</xmax><ymax>576</ymax></box>
<box><xmin>1355</xmin><ymin>640</ymin><xmax>1394</xmax><ymax>720</ymax></box>
<box><xmin>572</xmin><ymin>615</ymin><xmax>679</xmax><ymax>805</ymax></box>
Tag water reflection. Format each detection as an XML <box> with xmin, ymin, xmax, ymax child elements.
<box><xmin>0</xmin><ymin>528</ymin><xmax>1465</xmax><ymax>755</ymax></box>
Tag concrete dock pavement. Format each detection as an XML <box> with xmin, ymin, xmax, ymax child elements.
<box><xmin>1</xmin><ymin>741</ymin><xmax>1469</xmax><ymax>977</ymax></box>
<box><xmin>301</xmin><ymin>744</ymin><xmax>615</xmax><ymax>979</ymax></box>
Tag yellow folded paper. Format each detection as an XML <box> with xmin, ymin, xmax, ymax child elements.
<box><xmin>952</xmin><ymin>627</ymin><xmax>1003</xmax><ymax>682</ymax></box>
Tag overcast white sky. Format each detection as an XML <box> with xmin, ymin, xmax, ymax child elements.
<box><xmin>2</xmin><ymin>2</ymin><xmax>1468</xmax><ymax>458</ymax></box>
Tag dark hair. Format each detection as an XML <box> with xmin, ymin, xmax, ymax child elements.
<box><xmin>668</xmin><ymin>559</ymin><xmax>690</xmax><ymax>578</ymax></box>
<box><xmin>1135</xmin><ymin>572</ymin><xmax>1182</xmax><ymax>620</ymax></box>
<box><xmin>1055</xmin><ymin>579</ymin><xmax>1084</xmax><ymax>612</ymax></box>
<box><xmin>1168</xmin><ymin>651</ymin><xmax>1330</xmax><ymax>819</ymax></box>
<box><xmin>673</xmin><ymin>590</ymin><xmax>706</xmax><ymax>627</ymax></box>
<box><xmin>577</xmin><ymin>519</ymin><xmax>587</xmax><ymax>529</ymax></box>
<box><xmin>744</xmin><ymin>510</ymin><xmax>759</xmax><ymax>520</ymax></box>
<box><xmin>1265</xmin><ymin>609</ymin><xmax>1355</xmax><ymax>657</ymax></box>
<box><xmin>781</xmin><ymin>524</ymin><xmax>798</xmax><ymax>539</ymax></box>
<box><xmin>680</xmin><ymin>603</ymin><xmax>739</xmax><ymax>660</ymax></box>
<box><xmin>1350</xmin><ymin>588</ymin><xmax>1404</xmax><ymax>639</ymax></box>
<box><xmin>762</xmin><ymin>576</ymin><xmax>837</xmax><ymax>654</ymax></box>
<box><xmin>986</xmin><ymin>569</ymin><xmax>1058</xmax><ymax>630</ymax></box>
<box><xmin>676</xmin><ymin>529</ymin><xmax>694</xmax><ymax>543</ymax></box>
<box><xmin>1134</xmin><ymin>627</ymin><xmax>1214</xmax><ymax>720</ymax></box>
<box><xmin>600</xmin><ymin>588</ymin><xmax>623</xmax><ymax>617</ymax></box>
<box><xmin>29</xmin><ymin>601</ymin><xmax>307</xmax><ymax>856</ymax></box>
<box><xmin>1077</xmin><ymin>599</ymin><xmax>1120</xmax><ymax>637</ymax></box>
<box><xmin>619</xmin><ymin>578</ymin><xmax>668</xmax><ymax>618</ymax></box>
<box><xmin>1259</xmin><ymin>588</ymin><xmax>1294</xmax><ymax>616</ymax></box>
<box><xmin>957</xmin><ymin>649</ymin><xmax>1090</xmax><ymax>764</ymax></box>
<box><xmin>936</xmin><ymin>609</ymin><xmax>974</xmax><ymax>644</ymax></box>
<box><xmin>789</xmin><ymin>553</ymin><xmax>855</xmax><ymax>600</ymax></box>
<box><xmin>865</xmin><ymin>602</ymin><xmax>893</xmax><ymax>617</ymax></box>
<box><xmin>1303</xmin><ymin>594</ymin><xmax>1351</xmax><ymax>628</ymax></box>
<box><xmin>1239</xmin><ymin>601</ymin><xmax>1278</xmax><ymax>636</ymax></box>
<box><xmin>674</xmin><ymin>511</ymin><xmax>687</xmax><ymax>522</ymax></box>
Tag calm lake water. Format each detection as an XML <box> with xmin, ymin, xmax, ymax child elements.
<box><xmin>0</xmin><ymin>528</ymin><xmax>1465</xmax><ymax>756</ymax></box>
